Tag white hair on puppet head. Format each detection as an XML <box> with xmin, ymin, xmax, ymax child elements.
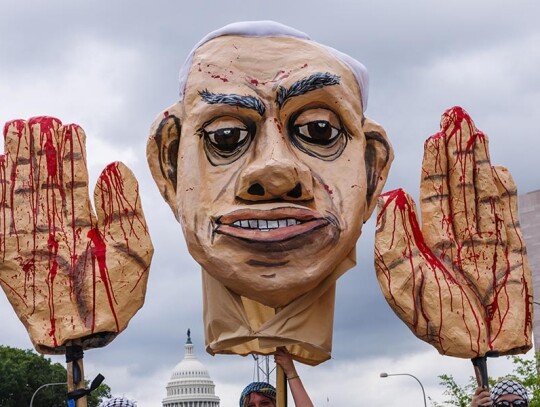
<box><xmin>178</xmin><ymin>20</ymin><xmax>370</xmax><ymax>111</ymax></box>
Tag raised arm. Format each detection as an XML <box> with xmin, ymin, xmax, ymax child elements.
<box><xmin>274</xmin><ymin>347</ymin><xmax>314</xmax><ymax>407</ymax></box>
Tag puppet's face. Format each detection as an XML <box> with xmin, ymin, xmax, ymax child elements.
<box><xmin>173</xmin><ymin>36</ymin><xmax>389</xmax><ymax>307</ymax></box>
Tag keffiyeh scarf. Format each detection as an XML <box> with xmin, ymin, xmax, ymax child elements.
<box><xmin>490</xmin><ymin>379</ymin><xmax>529</xmax><ymax>402</ymax></box>
<box><xmin>240</xmin><ymin>382</ymin><xmax>276</xmax><ymax>407</ymax></box>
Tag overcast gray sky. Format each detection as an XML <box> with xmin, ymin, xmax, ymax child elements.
<box><xmin>1</xmin><ymin>0</ymin><xmax>539</xmax><ymax>405</ymax></box>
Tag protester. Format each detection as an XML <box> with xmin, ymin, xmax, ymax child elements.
<box><xmin>470</xmin><ymin>379</ymin><xmax>529</xmax><ymax>407</ymax></box>
<box><xmin>98</xmin><ymin>396</ymin><xmax>137</xmax><ymax>407</ymax></box>
<box><xmin>239</xmin><ymin>348</ymin><xmax>314</xmax><ymax>407</ymax></box>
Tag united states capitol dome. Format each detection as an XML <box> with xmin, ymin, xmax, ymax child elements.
<box><xmin>162</xmin><ymin>329</ymin><xmax>220</xmax><ymax>407</ymax></box>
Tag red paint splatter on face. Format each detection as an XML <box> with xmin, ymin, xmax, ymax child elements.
<box><xmin>246</xmin><ymin>76</ymin><xmax>270</xmax><ymax>87</ymax></box>
<box><xmin>324</xmin><ymin>184</ymin><xmax>333</xmax><ymax>195</ymax></box>
<box><xmin>273</xmin><ymin>118</ymin><xmax>283</xmax><ymax>134</ymax></box>
<box><xmin>208</xmin><ymin>73</ymin><xmax>229</xmax><ymax>82</ymax></box>
<box><xmin>246</xmin><ymin>63</ymin><xmax>308</xmax><ymax>88</ymax></box>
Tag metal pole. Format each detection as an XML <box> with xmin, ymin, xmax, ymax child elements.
<box><xmin>380</xmin><ymin>372</ymin><xmax>427</xmax><ymax>407</ymax></box>
<box><xmin>30</xmin><ymin>382</ymin><xmax>66</xmax><ymax>407</ymax></box>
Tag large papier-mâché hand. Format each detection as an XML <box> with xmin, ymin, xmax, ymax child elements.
<box><xmin>374</xmin><ymin>107</ymin><xmax>532</xmax><ymax>358</ymax></box>
<box><xmin>0</xmin><ymin>117</ymin><xmax>153</xmax><ymax>354</ymax></box>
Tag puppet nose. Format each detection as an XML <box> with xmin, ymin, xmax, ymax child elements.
<box><xmin>236</xmin><ymin>120</ymin><xmax>314</xmax><ymax>202</ymax></box>
<box><xmin>236</xmin><ymin>119</ymin><xmax>316</xmax><ymax>201</ymax></box>
<box><xmin>236</xmin><ymin>157</ymin><xmax>313</xmax><ymax>201</ymax></box>
<box><xmin>237</xmin><ymin>158</ymin><xmax>313</xmax><ymax>201</ymax></box>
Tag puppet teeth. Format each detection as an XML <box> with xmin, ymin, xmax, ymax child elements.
<box><xmin>267</xmin><ymin>220</ymin><xmax>279</xmax><ymax>229</ymax></box>
<box><xmin>232</xmin><ymin>218</ymin><xmax>302</xmax><ymax>229</ymax></box>
<box><xmin>286</xmin><ymin>218</ymin><xmax>298</xmax><ymax>226</ymax></box>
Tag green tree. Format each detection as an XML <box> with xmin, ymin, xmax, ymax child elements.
<box><xmin>431</xmin><ymin>373</ymin><xmax>477</xmax><ymax>407</ymax></box>
<box><xmin>0</xmin><ymin>345</ymin><xmax>111</xmax><ymax>407</ymax></box>
<box><xmin>432</xmin><ymin>354</ymin><xmax>540</xmax><ymax>407</ymax></box>
<box><xmin>87</xmin><ymin>376</ymin><xmax>112</xmax><ymax>407</ymax></box>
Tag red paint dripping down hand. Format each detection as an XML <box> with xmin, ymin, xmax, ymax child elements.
<box><xmin>374</xmin><ymin>107</ymin><xmax>532</xmax><ymax>358</ymax></box>
<box><xmin>0</xmin><ymin>117</ymin><xmax>153</xmax><ymax>354</ymax></box>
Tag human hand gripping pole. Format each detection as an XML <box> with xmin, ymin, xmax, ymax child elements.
<box><xmin>274</xmin><ymin>347</ymin><xmax>314</xmax><ymax>407</ymax></box>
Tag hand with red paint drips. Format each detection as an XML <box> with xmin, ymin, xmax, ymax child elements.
<box><xmin>374</xmin><ymin>107</ymin><xmax>532</xmax><ymax>358</ymax></box>
<box><xmin>0</xmin><ymin>117</ymin><xmax>153</xmax><ymax>354</ymax></box>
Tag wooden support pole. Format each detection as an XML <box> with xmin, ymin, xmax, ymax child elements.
<box><xmin>276</xmin><ymin>363</ymin><xmax>287</xmax><ymax>407</ymax></box>
<box><xmin>66</xmin><ymin>342</ymin><xmax>87</xmax><ymax>407</ymax></box>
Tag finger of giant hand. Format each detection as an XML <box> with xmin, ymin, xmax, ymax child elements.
<box><xmin>442</xmin><ymin>107</ymin><xmax>479</xmax><ymax>244</ymax></box>
<box><xmin>91</xmin><ymin>162</ymin><xmax>153</xmax><ymax>334</ymax></box>
<box><xmin>2</xmin><ymin>120</ymin><xmax>34</xmax><ymax>235</ymax></box>
<box><xmin>59</xmin><ymin>123</ymin><xmax>94</xmax><ymax>228</ymax></box>
<box><xmin>493</xmin><ymin>166</ymin><xmax>524</xmax><ymax>251</ymax></box>
<box><xmin>472</xmin><ymin>132</ymin><xmax>506</xmax><ymax>241</ymax></box>
<box><xmin>375</xmin><ymin>188</ymin><xmax>488</xmax><ymax>357</ymax></box>
<box><xmin>420</xmin><ymin>132</ymin><xmax>455</xmax><ymax>254</ymax></box>
<box><xmin>487</xmin><ymin>166</ymin><xmax>533</xmax><ymax>354</ymax></box>
<box><xmin>454</xmin><ymin>164</ymin><xmax>520</xmax><ymax>304</ymax></box>
<box><xmin>28</xmin><ymin>117</ymin><xmax>67</xmax><ymax>233</ymax></box>
<box><xmin>488</xmin><ymin>256</ymin><xmax>533</xmax><ymax>355</ymax></box>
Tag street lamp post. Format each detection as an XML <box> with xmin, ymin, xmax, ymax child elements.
<box><xmin>30</xmin><ymin>382</ymin><xmax>67</xmax><ymax>407</ymax></box>
<box><xmin>380</xmin><ymin>372</ymin><xmax>427</xmax><ymax>407</ymax></box>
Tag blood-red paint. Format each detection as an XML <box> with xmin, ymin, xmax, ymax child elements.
<box><xmin>376</xmin><ymin>107</ymin><xmax>532</xmax><ymax>356</ymax></box>
<box><xmin>0</xmin><ymin>117</ymin><xmax>147</xmax><ymax>348</ymax></box>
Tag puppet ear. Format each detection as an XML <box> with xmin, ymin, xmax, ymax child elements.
<box><xmin>147</xmin><ymin>102</ymin><xmax>182</xmax><ymax>221</ymax></box>
<box><xmin>362</xmin><ymin>117</ymin><xmax>394</xmax><ymax>222</ymax></box>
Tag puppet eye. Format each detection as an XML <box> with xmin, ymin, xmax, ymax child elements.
<box><xmin>294</xmin><ymin>121</ymin><xmax>341</xmax><ymax>145</ymax></box>
<box><xmin>289</xmin><ymin>108</ymin><xmax>348</xmax><ymax>160</ymax></box>
<box><xmin>201</xmin><ymin>116</ymin><xmax>254</xmax><ymax>165</ymax></box>
<box><xmin>205</xmin><ymin>127</ymin><xmax>249</xmax><ymax>152</ymax></box>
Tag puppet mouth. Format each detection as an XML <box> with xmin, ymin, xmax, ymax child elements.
<box><xmin>215</xmin><ymin>207</ymin><xmax>330</xmax><ymax>242</ymax></box>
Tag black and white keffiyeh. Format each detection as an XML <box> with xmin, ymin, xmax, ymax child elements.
<box><xmin>490</xmin><ymin>379</ymin><xmax>529</xmax><ymax>402</ymax></box>
<box><xmin>98</xmin><ymin>396</ymin><xmax>137</xmax><ymax>407</ymax></box>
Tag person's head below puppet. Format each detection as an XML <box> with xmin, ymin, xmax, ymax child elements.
<box><xmin>490</xmin><ymin>379</ymin><xmax>529</xmax><ymax>407</ymax></box>
<box><xmin>98</xmin><ymin>396</ymin><xmax>137</xmax><ymax>407</ymax></box>
<box><xmin>240</xmin><ymin>382</ymin><xmax>277</xmax><ymax>407</ymax></box>
<box><xmin>147</xmin><ymin>20</ymin><xmax>393</xmax><ymax>309</ymax></box>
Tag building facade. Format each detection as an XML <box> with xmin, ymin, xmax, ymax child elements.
<box><xmin>519</xmin><ymin>189</ymin><xmax>540</xmax><ymax>351</ymax></box>
<box><xmin>162</xmin><ymin>330</ymin><xmax>220</xmax><ymax>407</ymax></box>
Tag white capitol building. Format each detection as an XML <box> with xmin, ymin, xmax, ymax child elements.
<box><xmin>162</xmin><ymin>330</ymin><xmax>220</xmax><ymax>407</ymax></box>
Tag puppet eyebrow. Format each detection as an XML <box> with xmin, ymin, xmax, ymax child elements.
<box><xmin>198</xmin><ymin>89</ymin><xmax>266</xmax><ymax>116</ymax></box>
<box><xmin>275</xmin><ymin>72</ymin><xmax>341</xmax><ymax>108</ymax></box>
